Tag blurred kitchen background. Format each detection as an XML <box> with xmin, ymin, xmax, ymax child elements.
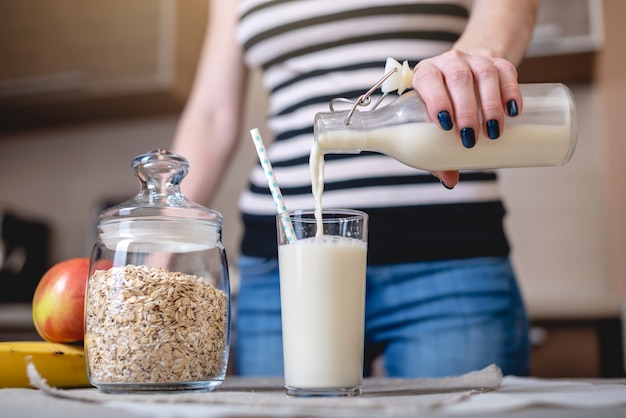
<box><xmin>0</xmin><ymin>0</ymin><xmax>624</xmax><ymax>378</ymax></box>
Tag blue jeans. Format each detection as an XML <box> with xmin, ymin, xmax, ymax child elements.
<box><xmin>234</xmin><ymin>256</ymin><xmax>530</xmax><ymax>378</ymax></box>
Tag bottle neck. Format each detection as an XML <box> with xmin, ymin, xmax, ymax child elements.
<box><xmin>314</xmin><ymin>90</ymin><xmax>427</xmax><ymax>153</ymax></box>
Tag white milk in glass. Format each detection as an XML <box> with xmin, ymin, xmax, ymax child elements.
<box><xmin>279</xmin><ymin>235</ymin><xmax>367</xmax><ymax>389</ymax></box>
<box><xmin>276</xmin><ymin>98</ymin><xmax>374</xmax><ymax>393</ymax></box>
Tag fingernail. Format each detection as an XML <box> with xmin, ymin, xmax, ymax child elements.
<box><xmin>487</xmin><ymin>119</ymin><xmax>500</xmax><ymax>139</ymax></box>
<box><xmin>440</xmin><ymin>179</ymin><xmax>454</xmax><ymax>190</ymax></box>
<box><xmin>507</xmin><ymin>100</ymin><xmax>518</xmax><ymax>116</ymax></box>
<box><xmin>438</xmin><ymin>111</ymin><xmax>453</xmax><ymax>130</ymax></box>
<box><xmin>461</xmin><ymin>128</ymin><xmax>475</xmax><ymax>148</ymax></box>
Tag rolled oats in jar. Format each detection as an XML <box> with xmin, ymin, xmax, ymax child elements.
<box><xmin>85</xmin><ymin>150</ymin><xmax>231</xmax><ymax>393</ymax></box>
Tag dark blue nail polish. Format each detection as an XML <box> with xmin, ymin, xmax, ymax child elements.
<box><xmin>461</xmin><ymin>128</ymin><xmax>475</xmax><ymax>148</ymax></box>
<box><xmin>487</xmin><ymin>119</ymin><xmax>500</xmax><ymax>139</ymax></box>
<box><xmin>437</xmin><ymin>111</ymin><xmax>453</xmax><ymax>131</ymax></box>
<box><xmin>507</xmin><ymin>100</ymin><xmax>518</xmax><ymax>116</ymax></box>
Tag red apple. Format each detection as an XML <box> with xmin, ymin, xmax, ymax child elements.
<box><xmin>32</xmin><ymin>258</ymin><xmax>90</xmax><ymax>343</ymax></box>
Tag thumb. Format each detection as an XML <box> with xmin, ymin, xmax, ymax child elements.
<box><xmin>431</xmin><ymin>170</ymin><xmax>460</xmax><ymax>189</ymax></box>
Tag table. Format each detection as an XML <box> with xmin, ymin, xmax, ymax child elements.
<box><xmin>2</xmin><ymin>365</ymin><xmax>626</xmax><ymax>418</ymax></box>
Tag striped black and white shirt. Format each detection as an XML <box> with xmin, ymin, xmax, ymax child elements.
<box><xmin>236</xmin><ymin>0</ymin><xmax>510</xmax><ymax>264</ymax></box>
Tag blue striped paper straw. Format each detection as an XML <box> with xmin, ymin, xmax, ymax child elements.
<box><xmin>249</xmin><ymin>128</ymin><xmax>297</xmax><ymax>243</ymax></box>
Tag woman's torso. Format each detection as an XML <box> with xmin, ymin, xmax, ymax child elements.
<box><xmin>235</xmin><ymin>0</ymin><xmax>509</xmax><ymax>264</ymax></box>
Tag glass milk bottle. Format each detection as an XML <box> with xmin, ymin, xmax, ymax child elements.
<box><xmin>85</xmin><ymin>149</ymin><xmax>230</xmax><ymax>393</ymax></box>
<box><xmin>314</xmin><ymin>83</ymin><xmax>578</xmax><ymax>171</ymax></box>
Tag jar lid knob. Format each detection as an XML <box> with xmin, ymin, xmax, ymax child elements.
<box><xmin>132</xmin><ymin>149</ymin><xmax>188</xmax><ymax>199</ymax></box>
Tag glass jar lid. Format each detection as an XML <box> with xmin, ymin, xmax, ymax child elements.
<box><xmin>97</xmin><ymin>149</ymin><xmax>222</xmax><ymax>225</ymax></box>
<box><xmin>96</xmin><ymin>149</ymin><xmax>223</xmax><ymax>251</ymax></box>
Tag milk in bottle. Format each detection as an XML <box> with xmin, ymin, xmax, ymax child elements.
<box><xmin>314</xmin><ymin>84</ymin><xmax>577</xmax><ymax>171</ymax></box>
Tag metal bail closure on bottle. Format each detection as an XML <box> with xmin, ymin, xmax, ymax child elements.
<box><xmin>327</xmin><ymin>58</ymin><xmax>414</xmax><ymax>126</ymax></box>
<box><xmin>329</xmin><ymin>66</ymin><xmax>400</xmax><ymax>126</ymax></box>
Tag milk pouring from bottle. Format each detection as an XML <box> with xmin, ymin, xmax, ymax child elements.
<box><xmin>314</xmin><ymin>59</ymin><xmax>578</xmax><ymax>171</ymax></box>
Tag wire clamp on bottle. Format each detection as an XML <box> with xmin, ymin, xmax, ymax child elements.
<box><xmin>329</xmin><ymin>67</ymin><xmax>398</xmax><ymax>126</ymax></box>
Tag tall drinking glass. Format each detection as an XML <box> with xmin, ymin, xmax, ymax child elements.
<box><xmin>276</xmin><ymin>209</ymin><xmax>368</xmax><ymax>397</ymax></box>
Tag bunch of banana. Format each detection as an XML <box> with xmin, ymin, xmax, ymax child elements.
<box><xmin>0</xmin><ymin>341</ymin><xmax>91</xmax><ymax>388</ymax></box>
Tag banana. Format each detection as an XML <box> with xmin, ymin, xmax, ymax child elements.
<box><xmin>0</xmin><ymin>341</ymin><xmax>91</xmax><ymax>388</ymax></box>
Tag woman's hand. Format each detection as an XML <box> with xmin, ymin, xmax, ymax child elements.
<box><xmin>411</xmin><ymin>0</ymin><xmax>538</xmax><ymax>189</ymax></box>
<box><xmin>414</xmin><ymin>49</ymin><xmax>522</xmax><ymax>145</ymax></box>
<box><xmin>413</xmin><ymin>50</ymin><xmax>522</xmax><ymax>189</ymax></box>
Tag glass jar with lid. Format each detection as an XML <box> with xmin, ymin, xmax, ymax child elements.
<box><xmin>85</xmin><ymin>149</ymin><xmax>230</xmax><ymax>393</ymax></box>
